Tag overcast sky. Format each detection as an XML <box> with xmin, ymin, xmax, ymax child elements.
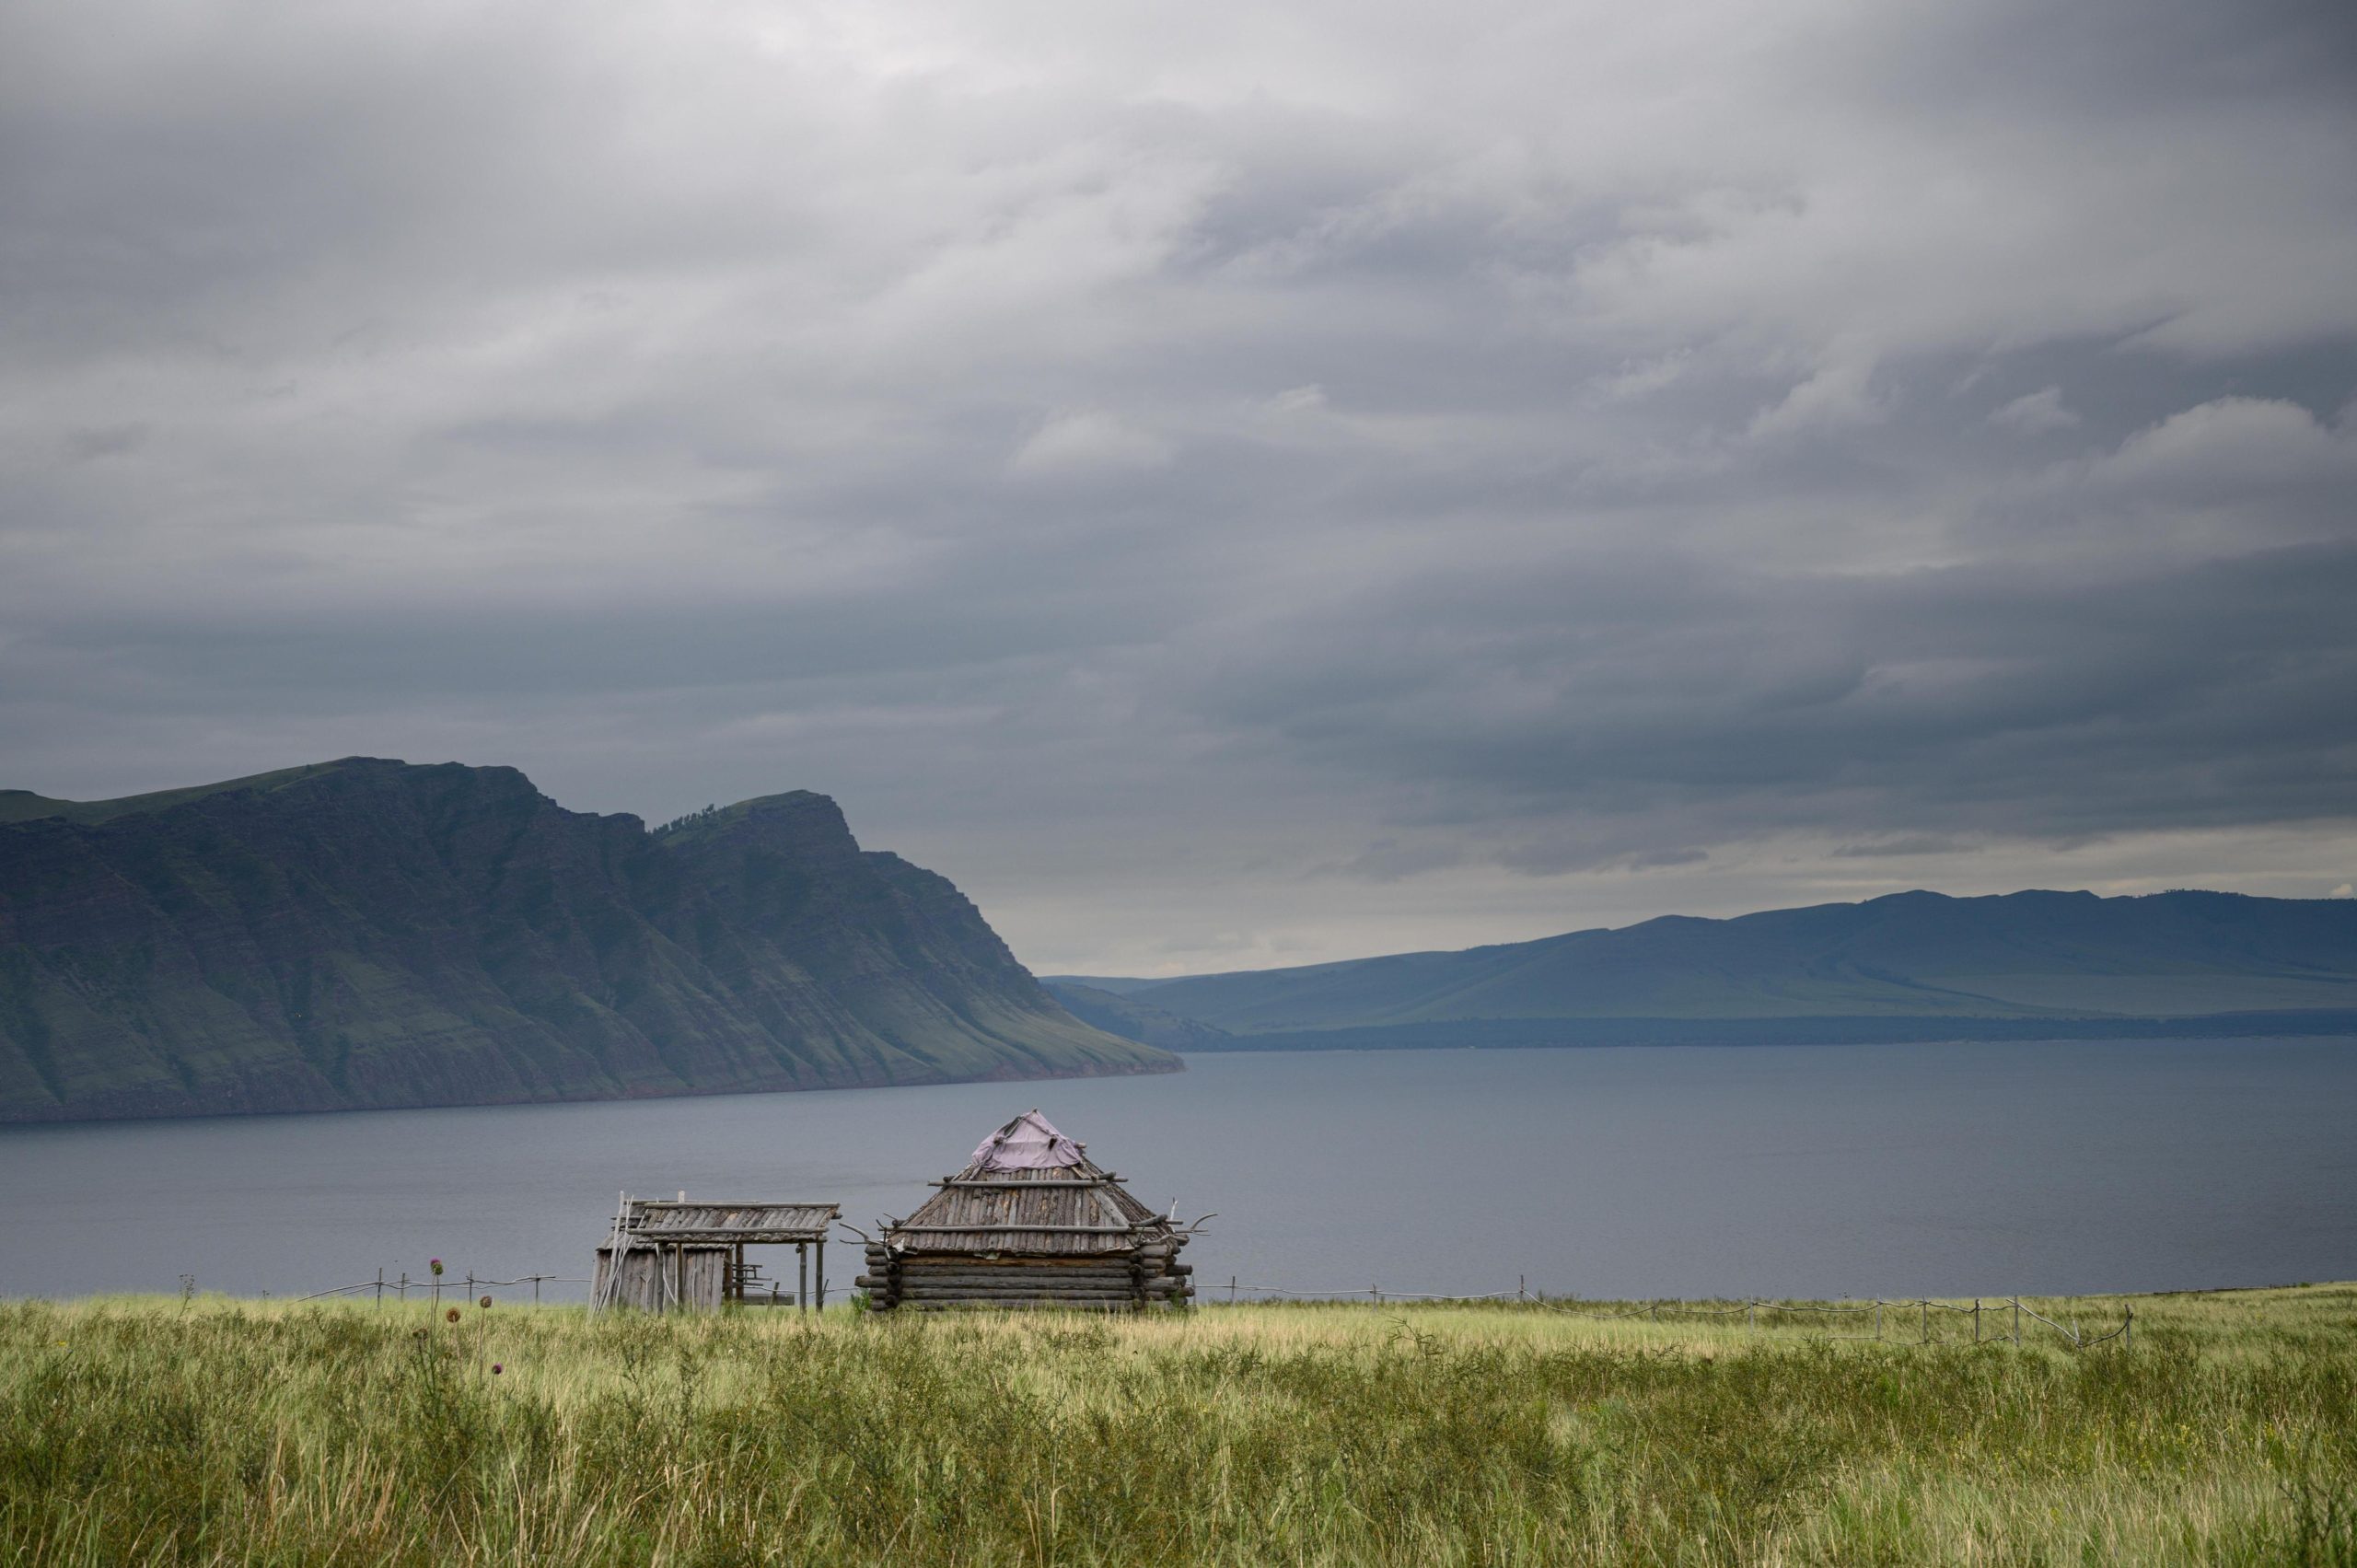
<box><xmin>5</xmin><ymin>0</ymin><xmax>2354</xmax><ymax>975</ymax></box>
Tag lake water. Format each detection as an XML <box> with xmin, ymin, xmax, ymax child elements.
<box><xmin>2</xmin><ymin>1040</ymin><xmax>2352</xmax><ymax>1303</ymax></box>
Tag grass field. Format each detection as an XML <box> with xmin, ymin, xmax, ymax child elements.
<box><xmin>2</xmin><ymin>1286</ymin><xmax>2351</xmax><ymax>1565</ymax></box>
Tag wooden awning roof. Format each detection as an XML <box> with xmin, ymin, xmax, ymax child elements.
<box><xmin>621</xmin><ymin>1200</ymin><xmax>840</xmax><ymax>1244</ymax></box>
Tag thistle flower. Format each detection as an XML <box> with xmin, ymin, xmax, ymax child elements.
<box><xmin>429</xmin><ymin>1259</ymin><xmax>444</xmax><ymax>1276</ymax></box>
<box><xmin>479</xmin><ymin>1295</ymin><xmax>493</xmax><ymax>1309</ymax></box>
<box><xmin>492</xmin><ymin>1364</ymin><xmax>504</xmax><ymax>1376</ymax></box>
<box><xmin>446</xmin><ymin>1307</ymin><xmax>461</xmax><ymax>1324</ymax></box>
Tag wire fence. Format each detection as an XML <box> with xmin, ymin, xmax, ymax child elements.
<box><xmin>249</xmin><ymin>1268</ymin><xmax>2130</xmax><ymax>1350</ymax></box>
<box><xmin>277</xmin><ymin>1271</ymin><xmax>592</xmax><ymax>1307</ymax></box>
<box><xmin>1204</xmin><ymin>1276</ymin><xmax>2133</xmax><ymax>1350</ymax></box>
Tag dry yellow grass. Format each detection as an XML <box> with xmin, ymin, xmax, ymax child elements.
<box><xmin>2</xmin><ymin>1283</ymin><xmax>2351</xmax><ymax>1564</ymax></box>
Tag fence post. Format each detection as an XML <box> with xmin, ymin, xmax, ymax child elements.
<box><xmin>1518</xmin><ymin>1274</ymin><xmax>1527</xmax><ymax>1303</ymax></box>
<box><xmin>1920</xmin><ymin>1299</ymin><xmax>1928</xmax><ymax>1344</ymax></box>
<box><xmin>2013</xmin><ymin>1299</ymin><xmax>2020</xmax><ymax>1345</ymax></box>
<box><xmin>399</xmin><ymin>1272</ymin><xmax>409</xmax><ymax>1302</ymax></box>
<box><xmin>1875</xmin><ymin>1300</ymin><xmax>1883</xmax><ymax>1341</ymax></box>
<box><xmin>1747</xmin><ymin>1301</ymin><xmax>1756</xmax><ymax>1332</ymax></box>
<box><xmin>1972</xmin><ymin>1299</ymin><xmax>1980</xmax><ymax>1342</ymax></box>
<box><xmin>533</xmin><ymin>1275</ymin><xmax>542</xmax><ymax>1306</ymax></box>
<box><xmin>2124</xmin><ymin>1306</ymin><xmax>2132</xmax><ymax>1349</ymax></box>
<box><xmin>376</xmin><ymin>1268</ymin><xmax>384</xmax><ymax>1308</ymax></box>
<box><xmin>1229</xmin><ymin>1275</ymin><xmax>1237</xmax><ymax>1305</ymax></box>
<box><xmin>1373</xmin><ymin>1283</ymin><xmax>1381</xmax><ymax>1307</ymax></box>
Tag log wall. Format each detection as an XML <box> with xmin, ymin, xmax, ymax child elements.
<box><xmin>856</xmin><ymin>1247</ymin><xmax>1195</xmax><ymax>1312</ymax></box>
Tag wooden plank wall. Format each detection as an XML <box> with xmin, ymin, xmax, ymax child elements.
<box><xmin>594</xmin><ymin>1245</ymin><xmax>729</xmax><ymax>1312</ymax></box>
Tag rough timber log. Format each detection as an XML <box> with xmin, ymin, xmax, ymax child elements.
<box><xmin>901</xmin><ymin>1264</ymin><xmax>1139</xmax><ymax>1272</ymax></box>
<box><xmin>900</xmin><ymin>1256</ymin><xmax>1137</xmax><ymax>1267</ymax></box>
<box><xmin>897</xmin><ymin>1282</ymin><xmax>1140</xmax><ymax>1295</ymax></box>
<box><xmin>900</xmin><ymin>1268</ymin><xmax>1141</xmax><ymax>1283</ymax></box>
<box><xmin>899</xmin><ymin>1283</ymin><xmax>1143</xmax><ymax>1298</ymax></box>
<box><xmin>900</xmin><ymin>1252</ymin><xmax>1134</xmax><ymax>1262</ymax></box>
<box><xmin>907</xmin><ymin>1298</ymin><xmax>1144</xmax><ymax>1311</ymax></box>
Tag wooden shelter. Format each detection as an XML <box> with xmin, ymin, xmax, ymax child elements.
<box><xmin>593</xmin><ymin>1197</ymin><xmax>842</xmax><ymax>1313</ymax></box>
<box><xmin>855</xmin><ymin>1110</ymin><xmax>1197</xmax><ymax>1310</ymax></box>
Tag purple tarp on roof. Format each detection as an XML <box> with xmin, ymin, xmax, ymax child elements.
<box><xmin>970</xmin><ymin>1109</ymin><xmax>1086</xmax><ymax>1171</ymax></box>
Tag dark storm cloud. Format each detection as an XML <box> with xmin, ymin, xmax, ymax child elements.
<box><xmin>2</xmin><ymin>0</ymin><xmax>2353</xmax><ymax>970</ymax></box>
<box><xmin>1184</xmin><ymin>540</ymin><xmax>2357</xmax><ymax>848</ymax></box>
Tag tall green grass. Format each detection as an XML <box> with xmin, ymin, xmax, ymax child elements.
<box><xmin>2</xmin><ymin>1285</ymin><xmax>2351</xmax><ymax>1564</ymax></box>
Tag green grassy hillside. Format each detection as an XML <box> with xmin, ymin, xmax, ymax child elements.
<box><xmin>1066</xmin><ymin>889</ymin><xmax>2357</xmax><ymax>1036</ymax></box>
<box><xmin>0</xmin><ymin>758</ymin><xmax>1171</xmax><ymax>1122</ymax></box>
<box><xmin>1043</xmin><ymin>981</ymin><xmax>1237</xmax><ymax>1049</ymax></box>
<box><xmin>2</xmin><ymin>1287</ymin><xmax>2350</xmax><ymax>1564</ymax></box>
<box><xmin>0</xmin><ymin>761</ymin><xmax>352</xmax><ymax>826</ymax></box>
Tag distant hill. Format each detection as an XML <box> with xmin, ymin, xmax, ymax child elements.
<box><xmin>0</xmin><ymin>758</ymin><xmax>1173</xmax><ymax>1123</ymax></box>
<box><xmin>1042</xmin><ymin>981</ymin><xmax>1235</xmax><ymax>1051</ymax></box>
<box><xmin>1052</xmin><ymin>889</ymin><xmax>2357</xmax><ymax>1048</ymax></box>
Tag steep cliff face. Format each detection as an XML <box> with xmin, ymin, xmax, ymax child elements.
<box><xmin>0</xmin><ymin>759</ymin><xmax>1173</xmax><ymax>1122</ymax></box>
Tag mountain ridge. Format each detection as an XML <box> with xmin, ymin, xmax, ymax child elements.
<box><xmin>1047</xmin><ymin>888</ymin><xmax>2357</xmax><ymax>1042</ymax></box>
<box><xmin>0</xmin><ymin>758</ymin><xmax>1174</xmax><ymax>1123</ymax></box>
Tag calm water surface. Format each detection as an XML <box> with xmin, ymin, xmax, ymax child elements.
<box><xmin>2</xmin><ymin>1040</ymin><xmax>2351</xmax><ymax>1302</ymax></box>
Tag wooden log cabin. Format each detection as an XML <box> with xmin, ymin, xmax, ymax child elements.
<box><xmin>855</xmin><ymin>1109</ymin><xmax>1197</xmax><ymax>1311</ymax></box>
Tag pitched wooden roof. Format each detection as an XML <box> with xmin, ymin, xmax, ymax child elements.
<box><xmin>885</xmin><ymin>1110</ymin><xmax>1177</xmax><ymax>1256</ymax></box>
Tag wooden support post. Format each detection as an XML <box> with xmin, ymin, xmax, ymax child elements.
<box><xmin>1875</xmin><ymin>1300</ymin><xmax>1883</xmax><ymax>1341</ymax></box>
<box><xmin>376</xmin><ymin>1268</ymin><xmax>384</xmax><ymax>1308</ymax></box>
<box><xmin>1747</xmin><ymin>1302</ymin><xmax>1756</xmax><ymax>1331</ymax></box>
<box><xmin>674</xmin><ymin>1245</ymin><xmax>686</xmax><ymax>1313</ymax></box>
<box><xmin>2124</xmin><ymin>1306</ymin><xmax>2133</xmax><ymax>1349</ymax></box>
<box><xmin>1921</xmin><ymin>1300</ymin><xmax>1928</xmax><ymax>1344</ymax></box>
<box><xmin>2013</xmin><ymin>1299</ymin><xmax>2020</xmax><ymax>1345</ymax></box>
<box><xmin>733</xmin><ymin>1243</ymin><xmax>745</xmax><ymax>1304</ymax></box>
<box><xmin>1973</xmin><ymin>1299</ymin><xmax>1980</xmax><ymax>1342</ymax></box>
<box><xmin>798</xmin><ymin>1243</ymin><xmax>809</xmax><ymax>1314</ymax></box>
<box><xmin>817</xmin><ymin>1238</ymin><xmax>825</xmax><ymax>1310</ymax></box>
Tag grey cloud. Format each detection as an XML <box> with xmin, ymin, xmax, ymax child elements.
<box><xmin>56</xmin><ymin>425</ymin><xmax>150</xmax><ymax>463</ymax></box>
<box><xmin>1177</xmin><ymin>538</ymin><xmax>2357</xmax><ymax>842</ymax></box>
<box><xmin>1</xmin><ymin>0</ymin><xmax>2353</xmax><ymax>971</ymax></box>
<box><xmin>1990</xmin><ymin>389</ymin><xmax>2078</xmax><ymax>436</ymax></box>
